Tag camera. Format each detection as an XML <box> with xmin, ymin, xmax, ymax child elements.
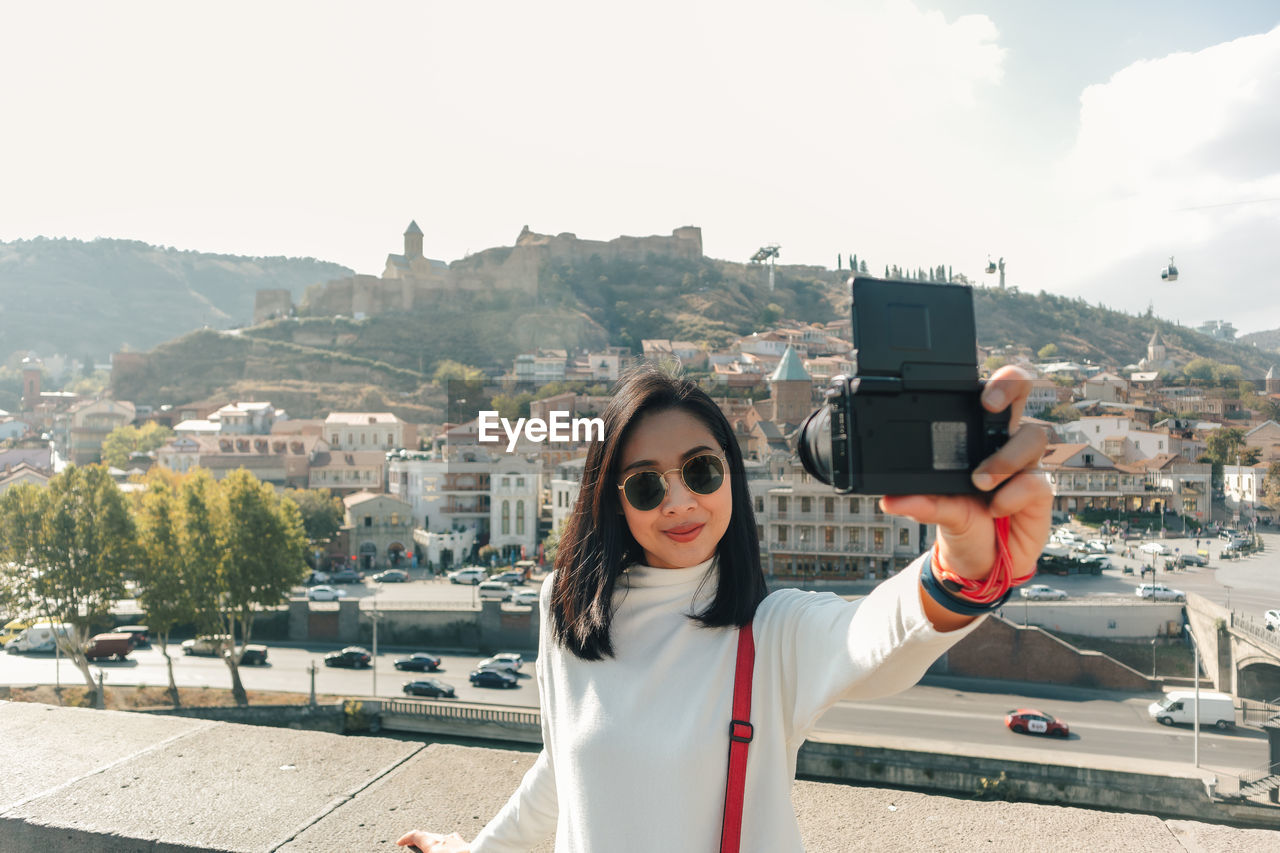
<box><xmin>797</xmin><ymin>275</ymin><xmax>1010</xmax><ymax>496</ymax></box>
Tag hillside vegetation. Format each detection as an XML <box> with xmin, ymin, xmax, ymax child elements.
<box><xmin>0</xmin><ymin>237</ymin><xmax>349</xmax><ymax>358</ymax></box>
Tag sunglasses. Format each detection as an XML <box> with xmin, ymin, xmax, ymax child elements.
<box><xmin>617</xmin><ymin>452</ymin><xmax>727</xmax><ymax>512</ymax></box>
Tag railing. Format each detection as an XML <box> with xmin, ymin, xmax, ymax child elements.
<box><xmin>1236</xmin><ymin>757</ymin><xmax>1280</xmax><ymax>795</ymax></box>
<box><xmin>382</xmin><ymin>699</ymin><xmax>541</xmax><ymax>727</ymax></box>
<box><xmin>1239</xmin><ymin>697</ymin><xmax>1280</xmax><ymax>727</ymax></box>
<box><xmin>1231</xmin><ymin>612</ymin><xmax>1280</xmax><ymax>652</ymax></box>
<box><xmin>363</xmin><ymin>599</ymin><xmax>479</xmax><ymax>611</ymax></box>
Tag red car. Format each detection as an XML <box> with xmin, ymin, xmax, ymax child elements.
<box><xmin>1005</xmin><ymin>708</ymin><xmax>1069</xmax><ymax>737</ymax></box>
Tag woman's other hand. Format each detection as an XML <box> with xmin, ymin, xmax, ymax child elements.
<box><xmin>879</xmin><ymin>365</ymin><xmax>1052</xmax><ymax>605</ymax></box>
<box><xmin>397</xmin><ymin>830</ymin><xmax>471</xmax><ymax>852</ymax></box>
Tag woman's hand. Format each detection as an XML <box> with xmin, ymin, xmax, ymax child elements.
<box><xmin>397</xmin><ymin>830</ymin><xmax>470</xmax><ymax>852</ymax></box>
<box><xmin>880</xmin><ymin>365</ymin><xmax>1052</xmax><ymax>607</ymax></box>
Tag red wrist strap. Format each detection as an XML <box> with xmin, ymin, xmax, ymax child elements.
<box><xmin>930</xmin><ymin>516</ymin><xmax>1035</xmax><ymax>605</ymax></box>
<box><xmin>720</xmin><ymin>624</ymin><xmax>754</xmax><ymax>853</ymax></box>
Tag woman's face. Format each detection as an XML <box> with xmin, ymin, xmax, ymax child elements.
<box><xmin>617</xmin><ymin>408</ymin><xmax>733</xmax><ymax>569</ymax></box>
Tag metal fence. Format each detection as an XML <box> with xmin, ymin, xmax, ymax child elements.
<box><xmin>382</xmin><ymin>698</ymin><xmax>540</xmax><ymax>726</ymax></box>
<box><xmin>1239</xmin><ymin>697</ymin><xmax>1280</xmax><ymax>727</ymax></box>
<box><xmin>1230</xmin><ymin>612</ymin><xmax>1280</xmax><ymax>652</ymax></box>
<box><xmin>362</xmin><ymin>600</ymin><xmax>479</xmax><ymax>611</ymax></box>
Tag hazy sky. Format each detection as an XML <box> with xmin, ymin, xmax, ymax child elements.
<box><xmin>3</xmin><ymin>1</ymin><xmax>1279</xmax><ymax>332</ymax></box>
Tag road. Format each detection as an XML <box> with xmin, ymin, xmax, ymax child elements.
<box><xmin>4</xmin><ymin>643</ymin><xmax>1267</xmax><ymax>776</ymax></box>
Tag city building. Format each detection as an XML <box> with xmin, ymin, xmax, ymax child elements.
<box><xmin>343</xmin><ymin>491</ymin><xmax>415</xmax><ymax>570</ymax></box>
<box><xmin>324</xmin><ymin>412</ymin><xmax>416</xmax><ymax>452</ymax></box>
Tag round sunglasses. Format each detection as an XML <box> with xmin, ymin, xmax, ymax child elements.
<box><xmin>617</xmin><ymin>452</ymin><xmax>727</xmax><ymax>512</ymax></box>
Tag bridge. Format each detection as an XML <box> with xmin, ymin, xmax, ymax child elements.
<box><xmin>1185</xmin><ymin>593</ymin><xmax>1280</xmax><ymax>702</ymax></box>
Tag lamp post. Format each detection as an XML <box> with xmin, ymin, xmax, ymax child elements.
<box><xmin>371</xmin><ymin>585</ymin><xmax>381</xmax><ymax>698</ymax></box>
<box><xmin>1184</xmin><ymin>624</ymin><xmax>1201</xmax><ymax>768</ymax></box>
<box><xmin>1223</xmin><ymin>584</ymin><xmax>1232</xmax><ymax>611</ymax></box>
<box><xmin>1150</xmin><ymin>638</ymin><xmax>1157</xmax><ymax>678</ymax></box>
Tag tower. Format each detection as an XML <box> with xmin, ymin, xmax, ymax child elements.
<box><xmin>404</xmin><ymin>220</ymin><xmax>424</xmax><ymax>261</ymax></box>
<box><xmin>767</xmin><ymin>346</ymin><xmax>812</xmax><ymax>426</ymax></box>
<box><xmin>1267</xmin><ymin>365</ymin><xmax>1279</xmax><ymax>395</ymax></box>
<box><xmin>20</xmin><ymin>354</ymin><xmax>42</xmax><ymax>413</ymax></box>
<box><xmin>1147</xmin><ymin>330</ymin><xmax>1166</xmax><ymax>367</ymax></box>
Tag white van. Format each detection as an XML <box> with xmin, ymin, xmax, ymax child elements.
<box><xmin>1148</xmin><ymin>691</ymin><xmax>1235</xmax><ymax>729</ymax></box>
<box><xmin>5</xmin><ymin>622</ymin><xmax>73</xmax><ymax>654</ymax></box>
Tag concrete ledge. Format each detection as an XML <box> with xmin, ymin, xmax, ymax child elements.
<box><xmin>5</xmin><ymin>702</ymin><xmax>1280</xmax><ymax>851</ymax></box>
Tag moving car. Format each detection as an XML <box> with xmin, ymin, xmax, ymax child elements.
<box><xmin>181</xmin><ymin>635</ymin><xmax>268</xmax><ymax>665</ymax></box>
<box><xmin>510</xmin><ymin>589</ymin><xmax>540</xmax><ymax>607</ymax></box>
<box><xmin>84</xmin><ymin>632</ymin><xmax>135</xmax><ymax>661</ymax></box>
<box><xmin>1139</xmin><ymin>542</ymin><xmax>1171</xmax><ymax>555</ymax></box>
<box><xmin>490</xmin><ymin>570</ymin><xmax>525</xmax><ymax>586</ymax></box>
<box><xmin>1175</xmin><ymin>553</ymin><xmax>1208</xmax><ymax>568</ymax></box>
<box><xmin>1085</xmin><ymin>540</ymin><xmax>1113</xmax><ymax>553</ymax></box>
<box><xmin>330</xmin><ymin>569</ymin><xmax>363</xmax><ymax>584</ymax></box>
<box><xmin>115</xmin><ymin>625</ymin><xmax>151</xmax><ymax>648</ymax></box>
<box><xmin>1005</xmin><ymin>709</ymin><xmax>1069</xmax><ymax>737</ymax></box>
<box><xmin>477</xmin><ymin>581</ymin><xmax>512</xmax><ymax>601</ymax></box>
<box><xmin>470</xmin><ymin>669</ymin><xmax>518</xmax><ymax>689</ymax></box>
<box><xmin>1135</xmin><ymin>583</ymin><xmax>1186</xmax><ymax>602</ymax></box>
<box><xmin>1219</xmin><ymin>528</ymin><xmax>1240</xmax><ymax>542</ymax></box>
<box><xmin>4</xmin><ymin>622</ymin><xmax>71</xmax><ymax>654</ymax></box>
<box><xmin>1019</xmin><ymin>585</ymin><xmax>1068</xmax><ymax>601</ymax></box>
<box><xmin>393</xmin><ymin>652</ymin><xmax>442</xmax><ymax>672</ymax></box>
<box><xmin>1265</xmin><ymin>610</ymin><xmax>1280</xmax><ymax>631</ymax></box>
<box><xmin>325</xmin><ymin>646</ymin><xmax>372</xmax><ymax>668</ymax></box>
<box><xmin>1078</xmin><ymin>555</ymin><xmax>1112</xmax><ymax>570</ymax></box>
<box><xmin>479</xmin><ymin>653</ymin><xmax>523</xmax><ymax>671</ymax></box>
<box><xmin>1148</xmin><ymin>691</ymin><xmax>1235</xmax><ymax>729</ymax></box>
<box><xmin>372</xmin><ymin>569</ymin><xmax>409</xmax><ymax>583</ymax></box>
<box><xmin>402</xmin><ymin>678</ymin><xmax>456</xmax><ymax>698</ymax></box>
<box><xmin>307</xmin><ymin>585</ymin><xmax>344</xmax><ymax>601</ymax></box>
<box><xmin>448</xmin><ymin>567</ymin><xmax>487</xmax><ymax>585</ymax></box>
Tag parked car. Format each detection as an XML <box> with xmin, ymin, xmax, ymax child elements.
<box><xmin>402</xmin><ymin>678</ymin><xmax>456</xmax><ymax>698</ymax></box>
<box><xmin>238</xmin><ymin>645</ymin><xmax>269</xmax><ymax>666</ymax></box>
<box><xmin>1139</xmin><ymin>542</ymin><xmax>1171</xmax><ymax>555</ymax></box>
<box><xmin>477</xmin><ymin>581</ymin><xmax>512</xmax><ymax>601</ymax></box>
<box><xmin>180</xmin><ymin>634</ymin><xmax>268</xmax><ymax>665</ymax></box>
<box><xmin>304</xmin><ymin>571</ymin><xmax>330</xmax><ymax>586</ymax></box>
<box><xmin>1051</xmin><ymin>530</ymin><xmax>1080</xmax><ymax>544</ymax></box>
<box><xmin>325</xmin><ymin>646</ymin><xmax>372</xmax><ymax>668</ymax></box>
<box><xmin>1176</xmin><ymin>553</ymin><xmax>1208</xmax><ymax>568</ymax></box>
<box><xmin>490</xmin><ymin>570</ymin><xmax>525</xmax><ymax>586</ymax></box>
<box><xmin>1085</xmin><ymin>540</ymin><xmax>1113</xmax><ymax>553</ymax></box>
<box><xmin>1019</xmin><ymin>585</ymin><xmax>1068</xmax><ymax>601</ymax></box>
<box><xmin>478</xmin><ymin>652</ymin><xmax>523</xmax><ymax>671</ymax></box>
<box><xmin>470</xmin><ymin>669</ymin><xmax>518</xmax><ymax>689</ymax></box>
<box><xmin>510</xmin><ymin>589</ymin><xmax>540</xmax><ymax>607</ymax></box>
<box><xmin>330</xmin><ymin>569</ymin><xmax>363</xmax><ymax>584</ymax></box>
<box><xmin>114</xmin><ymin>624</ymin><xmax>151</xmax><ymax>648</ymax></box>
<box><xmin>1135</xmin><ymin>583</ymin><xmax>1186</xmax><ymax>602</ymax></box>
<box><xmin>372</xmin><ymin>569</ymin><xmax>409</xmax><ymax>583</ymax></box>
<box><xmin>448</xmin><ymin>567</ymin><xmax>487</xmax><ymax>585</ymax></box>
<box><xmin>394</xmin><ymin>652</ymin><xmax>442</xmax><ymax>672</ymax></box>
<box><xmin>1078</xmin><ymin>555</ymin><xmax>1111</xmax><ymax>569</ymax></box>
<box><xmin>0</xmin><ymin>618</ymin><xmax>34</xmax><ymax>648</ymax></box>
<box><xmin>307</xmin><ymin>585</ymin><xmax>344</xmax><ymax>601</ymax></box>
<box><xmin>1219</xmin><ymin>528</ymin><xmax>1240</xmax><ymax>542</ymax></box>
<box><xmin>84</xmin><ymin>632</ymin><xmax>135</xmax><ymax>661</ymax></box>
<box><xmin>1005</xmin><ymin>708</ymin><xmax>1070</xmax><ymax>737</ymax></box>
<box><xmin>1265</xmin><ymin>610</ymin><xmax>1280</xmax><ymax>631</ymax></box>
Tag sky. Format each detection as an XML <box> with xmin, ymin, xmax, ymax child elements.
<box><xmin>3</xmin><ymin>0</ymin><xmax>1280</xmax><ymax>334</ymax></box>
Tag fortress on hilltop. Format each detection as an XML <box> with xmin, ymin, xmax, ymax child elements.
<box><xmin>257</xmin><ymin>222</ymin><xmax>703</xmax><ymax>322</ymax></box>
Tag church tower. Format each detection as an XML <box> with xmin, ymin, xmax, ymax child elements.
<box><xmin>1147</xmin><ymin>330</ymin><xmax>1166</xmax><ymax>367</ymax></box>
<box><xmin>21</xmin><ymin>354</ymin><xmax>42</xmax><ymax>413</ymax></box>
<box><xmin>767</xmin><ymin>346</ymin><xmax>812</xmax><ymax>426</ymax></box>
<box><xmin>404</xmin><ymin>220</ymin><xmax>424</xmax><ymax>261</ymax></box>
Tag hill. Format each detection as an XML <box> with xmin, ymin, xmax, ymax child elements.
<box><xmin>1239</xmin><ymin>327</ymin><xmax>1280</xmax><ymax>354</ymax></box>
<box><xmin>0</xmin><ymin>237</ymin><xmax>350</xmax><ymax>359</ymax></box>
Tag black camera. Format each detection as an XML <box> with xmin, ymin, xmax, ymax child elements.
<box><xmin>797</xmin><ymin>275</ymin><xmax>1010</xmax><ymax>496</ymax></box>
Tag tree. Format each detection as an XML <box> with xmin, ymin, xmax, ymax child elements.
<box><xmin>1204</xmin><ymin>428</ymin><xmax>1247</xmax><ymax>465</ymax></box>
<box><xmin>1037</xmin><ymin>343</ymin><xmax>1059</xmax><ymax>360</ymax></box>
<box><xmin>284</xmin><ymin>488</ymin><xmax>344</xmax><ymax>549</ymax></box>
<box><xmin>0</xmin><ymin>466</ymin><xmax>136</xmax><ymax>700</ymax></box>
<box><xmin>541</xmin><ymin>517</ymin><xmax>568</xmax><ymax>567</ymax></box>
<box><xmin>216</xmin><ymin>470</ymin><xmax>308</xmax><ymax>706</ymax></box>
<box><xmin>101</xmin><ymin>422</ymin><xmax>174</xmax><ymax>468</ymax></box>
<box><xmin>1264</xmin><ymin>461</ymin><xmax>1280</xmax><ymax>504</ymax></box>
<box><xmin>1182</xmin><ymin>358</ymin><xmax>1217</xmax><ymax>385</ymax></box>
<box><xmin>134</xmin><ymin>480</ymin><xmax>196</xmax><ymax>705</ymax></box>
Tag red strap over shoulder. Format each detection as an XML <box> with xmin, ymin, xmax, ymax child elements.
<box><xmin>720</xmin><ymin>624</ymin><xmax>755</xmax><ymax>853</ymax></box>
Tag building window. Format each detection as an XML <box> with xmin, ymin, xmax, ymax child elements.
<box><xmin>800</xmin><ymin>497</ymin><xmax>812</xmax><ymax>513</ymax></box>
<box><xmin>331</xmin><ymin>434</ymin><xmax>339</xmax><ymax>445</ymax></box>
<box><xmin>517</xmin><ymin>500</ymin><xmax>525</xmax><ymax>536</ymax></box>
<box><xmin>361</xmin><ymin>433</ymin><xmax>367</xmax><ymax>445</ymax></box>
<box><xmin>899</xmin><ymin>528</ymin><xmax>910</xmax><ymax>546</ymax></box>
<box><xmin>391</xmin><ymin>513</ymin><xmax>399</xmax><ymax>526</ymax></box>
<box><xmin>847</xmin><ymin>528</ymin><xmax>863</xmax><ymax>548</ymax></box>
<box><xmin>777</xmin><ymin>496</ymin><xmax>788</xmax><ymax>513</ymax></box>
<box><xmin>873</xmin><ymin>529</ymin><xmax>885</xmax><ymax>551</ymax></box>
<box><xmin>364</xmin><ymin>516</ymin><xmax>372</xmax><ymax>527</ymax></box>
<box><xmin>388</xmin><ymin>433</ymin><xmax>394</xmax><ymax>445</ymax></box>
<box><xmin>517</xmin><ymin>477</ymin><xmax>525</xmax><ymax>487</ymax></box>
<box><xmin>824</xmin><ymin>526</ymin><xmax>835</xmax><ymax>546</ymax></box>
<box><xmin>755</xmin><ymin>496</ymin><xmax>764</xmax><ymax>513</ymax></box>
<box><xmin>848</xmin><ymin>497</ymin><xmax>861</xmax><ymax>514</ymax></box>
<box><xmin>777</xmin><ymin>526</ymin><xmax>788</xmax><ymax>543</ymax></box>
<box><xmin>502</xmin><ymin>501</ymin><xmax>510</xmax><ymax>535</ymax></box>
<box><xmin>823</xmin><ymin>497</ymin><xmax>834</xmax><ymax>516</ymax></box>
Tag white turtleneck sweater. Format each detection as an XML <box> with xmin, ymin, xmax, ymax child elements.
<box><xmin>470</xmin><ymin>553</ymin><xmax>983</xmax><ymax>852</ymax></box>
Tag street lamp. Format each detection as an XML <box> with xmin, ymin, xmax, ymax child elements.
<box><xmin>1185</xmin><ymin>624</ymin><xmax>1202</xmax><ymax>768</ymax></box>
<box><xmin>1150</xmin><ymin>638</ymin><xmax>1157</xmax><ymax>678</ymax></box>
<box><xmin>371</xmin><ymin>585</ymin><xmax>381</xmax><ymax>698</ymax></box>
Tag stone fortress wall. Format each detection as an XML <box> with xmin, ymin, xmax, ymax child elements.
<box><xmin>265</xmin><ymin>223</ymin><xmax>703</xmax><ymax>323</ymax></box>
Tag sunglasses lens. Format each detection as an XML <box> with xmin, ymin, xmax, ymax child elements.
<box><xmin>624</xmin><ymin>472</ymin><xmax>666</xmax><ymax>512</ymax></box>
<box><xmin>684</xmin><ymin>454</ymin><xmax>725</xmax><ymax>495</ymax></box>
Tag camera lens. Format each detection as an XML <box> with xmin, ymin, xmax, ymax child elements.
<box><xmin>796</xmin><ymin>405</ymin><xmax>833</xmax><ymax>486</ymax></box>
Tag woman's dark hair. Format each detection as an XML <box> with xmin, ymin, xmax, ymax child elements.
<box><xmin>550</xmin><ymin>362</ymin><xmax>767</xmax><ymax>660</ymax></box>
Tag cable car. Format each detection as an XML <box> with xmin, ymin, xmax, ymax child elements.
<box><xmin>1160</xmin><ymin>256</ymin><xmax>1178</xmax><ymax>282</ymax></box>
<box><xmin>985</xmin><ymin>257</ymin><xmax>997</xmax><ymax>274</ymax></box>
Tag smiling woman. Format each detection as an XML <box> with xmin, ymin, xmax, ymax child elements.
<box><xmin>400</xmin><ymin>360</ymin><xmax>1051</xmax><ymax>853</ymax></box>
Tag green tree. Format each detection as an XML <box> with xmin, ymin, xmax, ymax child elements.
<box><xmin>1182</xmin><ymin>358</ymin><xmax>1217</xmax><ymax>385</ymax></box>
<box><xmin>283</xmin><ymin>488</ymin><xmax>344</xmax><ymax>548</ymax></box>
<box><xmin>1037</xmin><ymin>343</ymin><xmax>1059</xmax><ymax>360</ymax></box>
<box><xmin>217</xmin><ymin>470</ymin><xmax>308</xmax><ymax>706</ymax></box>
<box><xmin>1204</xmin><ymin>428</ymin><xmax>1247</xmax><ymax>465</ymax></box>
<box><xmin>1264</xmin><ymin>461</ymin><xmax>1280</xmax><ymax>504</ymax></box>
<box><xmin>541</xmin><ymin>517</ymin><xmax>568</xmax><ymax>567</ymax></box>
<box><xmin>134</xmin><ymin>481</ymin><xmax>196</xmax><ymax>705</ymax></box>
<box><xmin>0</xmin><ymin>466</ymin><xmax>136</xmax><ymax>700</ymax></box>
<box><xmin>101</xmin><ymin>422</ymin><xmax>175</xmax><ymax>468</ymax></box>
<box><xmin>982</xmin><ymin>355</ymin><xmax>1008</xmax><ymax>374</ymax></box>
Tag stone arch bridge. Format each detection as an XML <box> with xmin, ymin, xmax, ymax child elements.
<box><xmin>1186</xmin><ymin>593</ymin><xmax>1280</xmax><ymax>701</ymax></box>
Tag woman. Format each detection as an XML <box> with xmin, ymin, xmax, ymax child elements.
<box><xmin>400</xmin><ymin>362</ymin><xmax>1050</xmax><ymax>852</ymax></box>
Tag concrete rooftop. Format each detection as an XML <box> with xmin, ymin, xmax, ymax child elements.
<box><xmin>3</xmin><ymin>700</ymin><xmax>1280</xmax><ymax>852</ymax></box>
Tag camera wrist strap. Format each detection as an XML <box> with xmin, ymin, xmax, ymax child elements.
<box><xmin>720</xmin><ymin>623</ymin><xmax>755</xmax><ymax>853</ymax></box>
<box><xmin>932</xmin><ymin>516</ymin><xmax>1033</xmax><ymax>605</ymax></box>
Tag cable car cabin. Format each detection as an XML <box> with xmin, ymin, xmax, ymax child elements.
<box><xmin>986</xmin><ymin>261</ymin><xmax>997</xmax><ymax>274</ymax></box>
<box><xmin>1161</xmin><ymin>257</ymin><xmax>1178</xmax><ymax>282</ymax></box>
